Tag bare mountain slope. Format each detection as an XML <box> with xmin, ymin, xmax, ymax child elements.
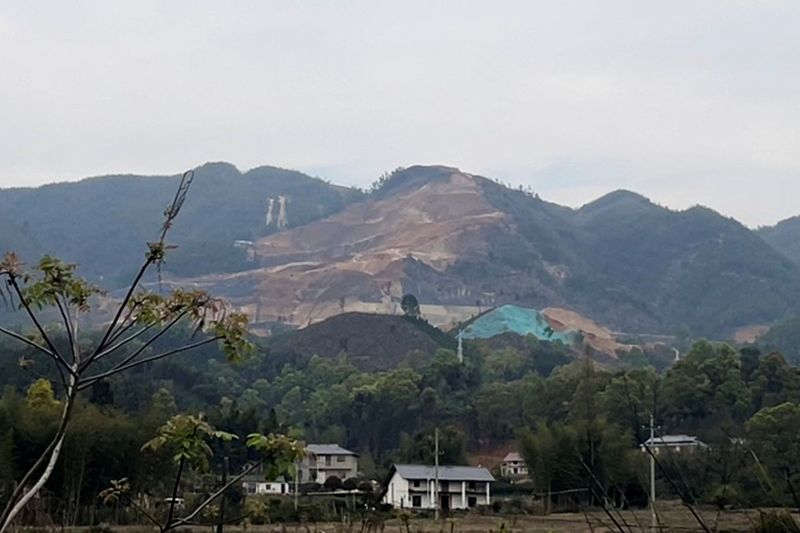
<box><xmin>4</xmin><ymin>162</ymin><xmax>798</xmax><ymax>338</ymax></box>
<box><xmin>180</xmin><ymin>165</ymin><xmax>800</xmax><ymax>337</ymax></box>
<box><xmin>183</xmin><ymin>166</ymin><xmax>514</xmax><ymax>327</ymax></box>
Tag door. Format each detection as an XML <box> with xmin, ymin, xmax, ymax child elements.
<box><xmin>440</xmin><ymin>493</ymin><xmax>450</xmax><ymax>512</ymax></box>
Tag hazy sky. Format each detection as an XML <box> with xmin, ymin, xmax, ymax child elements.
<box><xmin>2</xmin><ymin>1</ymin><xmax>798</xmax><ymax>227</ymax></box>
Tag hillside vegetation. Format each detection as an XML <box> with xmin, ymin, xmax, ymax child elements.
<box><xmin>759</xmin><ymin>215</ymin><xmax>800</xmax><ymax>264</ymax></box>
<box><xmin>0</xmin><ymin>162</ymin><xmax>362</xmax><ymax>286</ymax></box>
<box><xmin>2</xmin><ymin>163</ymin><xmax>800</xmax><ymax>338</ymax></box>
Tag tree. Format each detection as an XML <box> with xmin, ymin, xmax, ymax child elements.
<box><xmin>661</xmin><ymin>340</ymin><xmax>750</xmax><ymax>429</ymax></box>
<box><xmin>101</xmin><ymin>414</ymin><xmax>303</xmax><ymax>532</ymax></box>
<box><xmin>749</xmin><ymin>353</ymin><xmax>800</xmax><ymax>412</ymax></box>
<box><xmin>519</xmin><ymin>423</ymin><xmax>577</xmax><ymax>514</ymax></box>
<box><xmin>400</xmin><ymin>294</ymin><xmax>420</xmax><ymax>319</ymax></box>
<box><xmin>0</xmin><ymin>171</ymin><xmax>253</xmax><ymax>532</ymax></box>
<box><xmin>746</xmin><ymin>402</ymin><xmax>800</xmax><ymax>510</ymax></box>
<box><xmin>323</xmin><ymin>475</ymin><xmax>343</xmax><ymax>491</ymax></box>
<box><xmin>398</xmin><ymin>426</ymin><xmax>467</xmax><ymax>465</ymax></box>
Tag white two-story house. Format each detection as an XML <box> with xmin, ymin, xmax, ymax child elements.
<box><xmin>299</xmin><ymin>444</ymin><xmax>359</xmax><ymax>484</ymax></box>
<box><xmin>383</xmin><ymin>464</ymin><xmax>494</xmax><ymax>511</ymax></box>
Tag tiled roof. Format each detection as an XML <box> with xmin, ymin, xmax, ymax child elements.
<box><xmin>503</xmin><ymin>452</ymin><xmax>523</xmax><ymax>462</ymax></box>
<box><xmin>306</xmin><ymin>444</ymin><xmax>358</xmax><ymax>456</ymax></box>
<box><xmin>393</xmin><ymin>464</ymin><xmax>495</xmax><ymax>482</ymax></box>
<box><xmin>642</xmin><ymin>434</ymin><xmax>707</xmax><ymax>446</ymax></box>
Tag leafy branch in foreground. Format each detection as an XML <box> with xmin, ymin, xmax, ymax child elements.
<box><xmin>101</xmin><ymin>414</ymin><xmax>303</xmax><ymax>532</ymax></box>
<box><xmin>0</xmin><ymin>170</ymin><xmax>254</xmax><ymax>533</ymax></box>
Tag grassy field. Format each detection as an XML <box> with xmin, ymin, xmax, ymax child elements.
<box><xmin>36</xmin><ymin>504</ymin><xmax>797</xmax><ymax>532</ymax></box>
<box><xmin>220</xmin><ymin>504</ymin><xmax>795</xmax><ymax>532</ymax></box>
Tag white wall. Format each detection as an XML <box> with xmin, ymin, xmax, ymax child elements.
<box><xmin>383</xmin><ymin>472</ymin><xmax>410</xmax><ymax>508</ymax></box>
<box><xmin>383</xmin><ymin>475</ymin><xmax>491</xmax><ymax>510</ymax></box>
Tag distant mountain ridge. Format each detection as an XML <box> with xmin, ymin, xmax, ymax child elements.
<box><xmin>0</xmin><ymin>162</ymin><xmax>363</xmax><ymax>286</ymax></box>
<box><xmin>2</xmin><ymin>162</ymin><xmax>799</xmax><ymax>338</ymax></box>
<box><xmin>759</xmin><ymin>216</ymin><xmax>800</xmax><ymax>265</ymax></box>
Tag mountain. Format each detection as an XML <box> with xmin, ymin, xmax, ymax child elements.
<box><xmin>759</xmin><ymin>216</ymin><xmax>800</xmax><ymax>265</ymax></box>
<box><xmin>572</xmin><ymin>193</ymin><xmax>800</xmax><ymax>335</ymax></box>
<box><xmin>0</xmin><ymin>162</ymin><xmax>363</xmax><ymax>287</ymax></box>
<box><xmin>3</xmin><ymin>162</ymin><xmax>799</xmax><ymax>338</ymax></box>
<box><xmin>175</xmin><ymin>165</ymin><xmax>800</xmax><ymax>338</ymax></box>
<box><xmin>756</xmin><ymin>318</ymin><xmax>800</xmax><ymax>364</ymax></box>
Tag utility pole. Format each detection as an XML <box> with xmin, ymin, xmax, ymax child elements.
<box><xmin>434</xmin><ymin>427</ymin><xmax>440</xmax><ymax>520</ymax></box>
<box><xmin>649</xmin><ymin>413</ymin><xmax>657</xmax><ymax>533</ymax></box>
<box><xmin>294</xmin><ymin>462</ymin><xmax>299</xmax><ymax>511</ymax></box>
<box><xmin>216</xmin><ymin>456</ymin><xmax>228</xmax><ymax>533</ymax></box>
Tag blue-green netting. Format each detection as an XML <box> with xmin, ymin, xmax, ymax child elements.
<box><xmin>461</xmin><ymin>304</ymin><xmax>576</xmax><ymax>344</ymax></box>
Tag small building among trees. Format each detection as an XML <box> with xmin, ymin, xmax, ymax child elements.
<box><xmin>500</xmin><ymin>452</ymin><xmax>529</xmax><ymax>478</ymax></box>
<box><xmin>242</xmin><ymin>475</ymin><xmax>290</xmax><ymax>496</ymax></box>
<box><xmin>640</xmin><ymin>434</ymin><xmax>708</xmax><ymax>454</ymax></box>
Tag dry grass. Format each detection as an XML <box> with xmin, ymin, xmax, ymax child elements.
<box><xmin>29</xmin><ymin>504</ymin><xmax>799</xmax><ymax>533</ymax></box>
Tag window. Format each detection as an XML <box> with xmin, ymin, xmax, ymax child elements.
<box><xmin>467</xmin><ymin>481</ymin><xmax>476</xmax><ymax>491</ymax></box>
<box><xmin>325</xmin><ymin>456</ymin><xmax>332</xmax><ymax>466</ymax></box>
<box><xmin>412</xmin><ymin>495</ymin><xmax>422</xmax><ymax>508</ymax></box>
<box><xmin>336</xmin><ymin>455</ymin><xmax>346</xmax><ymax>463</ymax></box>
<box><xmin>413</xmin><ymin>480</ymin><xmax>421</xmax><ymax>488</ymax></box>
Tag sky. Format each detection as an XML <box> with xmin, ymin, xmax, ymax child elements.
<box><xmin>1</xmin><ymin>1</ymin><xmax>799</xmax><ymax>227</ymax></box>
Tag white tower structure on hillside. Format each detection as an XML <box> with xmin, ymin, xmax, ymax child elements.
<box><xmin>265</xmin><ymin>198</ymin><xmax>275</xmax><ymax>226</ymax></box>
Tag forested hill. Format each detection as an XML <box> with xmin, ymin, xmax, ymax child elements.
<box><xmin>759</xmin><ymin>216</ymin><xmax>800</xmax><ymax>265</ymax></box>
<box><xmin>2</xmin><ymin>162</ymin><xmax>800</xmax><ymax>338</ymax></box>
<box><xmin>0</xmin><ymin>162</ymin><xmax>363</xmax><ymax>287</ymax></box>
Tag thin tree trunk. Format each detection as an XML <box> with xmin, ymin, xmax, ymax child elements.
<box><xmin>0</xmin><ymin>373</ymin><xmax>77</xmax><ymax>533</ymax></box>
<box><xmin>71</xmin><ymin>451</ymin><xmax>87</xmax><ymax>526</ymax></box>
<box><xmin>216</xmin><ymin>456</ymin><xmax>229</xmax><ymax>533</ymax></box>
<box><xmin>166</xmin><ymin>456</ymin><xmax>186</xmax><ymax>529</ymax></box>
<box><xmin>1</xmin><ymin>431</ymin><xmax>66</xmax><ymax>532</ymax></box>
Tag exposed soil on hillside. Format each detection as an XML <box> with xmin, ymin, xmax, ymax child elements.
<box><xmin>543</xmin><ymin>307</ymin><xmax>633</xmax><ymax>357</ymax></box>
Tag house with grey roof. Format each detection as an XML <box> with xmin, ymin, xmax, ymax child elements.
<box><xmin>640</xmin><ymin>434</ymin><xmax>708</xmax><ymax>455</ymax></box>
<box><xmin>300</xmin><ymin>444</ymin><xmax>359</xmax><ymax>484</ymax></box>
<box><xmin>383</xmin><ymin>464</ymin><xmax>494</xmax><ymax>511</ymax></box>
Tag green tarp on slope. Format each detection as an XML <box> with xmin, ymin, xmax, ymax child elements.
<box><xmin>461</xmin><ymin>304</ymin><xmax>577</xmax><ymax>345</ymax></box>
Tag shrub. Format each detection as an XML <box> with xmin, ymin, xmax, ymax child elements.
<box><xmin>324</xmin><ymin>475</ymin><xmax>343</xmax><ymax>491</ymax></box>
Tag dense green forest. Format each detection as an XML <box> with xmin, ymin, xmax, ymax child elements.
<box><xmin>3</xmin><ymin>322</ymin><xmax>800</xmax><ymax>525</ymax></box>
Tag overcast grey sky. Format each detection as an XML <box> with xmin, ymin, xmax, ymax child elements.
<box><xmin>1</xmin><ymin>1</ymin><xmax>798</xmax><ymax>226</ymax></box>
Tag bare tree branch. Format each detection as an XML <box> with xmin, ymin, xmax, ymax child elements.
<box><xmin>79</xmin><ymin>336</ymin><xmax>219</xmax><ymax>390</ymax></box>
<box><xmin>6</xmin><ymin>276</ymin><xmax>75</xmax><ymax>375</ymax></box>
<box><xmin>91</xmin><ymin>260</ymin><xmax>154</xmax><ymax>360</ymax></box>
<box><xmin>169</xmin><ymin>461</ymin><xmax>262</xmax><ymax>530</ymax></box>
<box><xmin>54</xmin><ymin>297</ymin><xmax>75</xmax><ymax>362</ymax></box>
<box><xmin>80</xmin><ymin>308</ymin><xmax>189</xmax><ymax>379</ymax></box>
<box><xmin>0</xmin><ymin>326</ymin><xmax>56</xmax><ymax>359</ymax></box>
<box><xmin>104</xmin><ymin>296</ymin><xmax>151</xmax><ymax>349</ymax></box>
<box><xmin>81</xmin><ymin>323</ymin><xmax>154</xmax><ymax>371</ymax></box>
<box><xmin>123</xmin><ymin>497</ymin><xmax>163</xmax><ymax>530</ymax></box>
